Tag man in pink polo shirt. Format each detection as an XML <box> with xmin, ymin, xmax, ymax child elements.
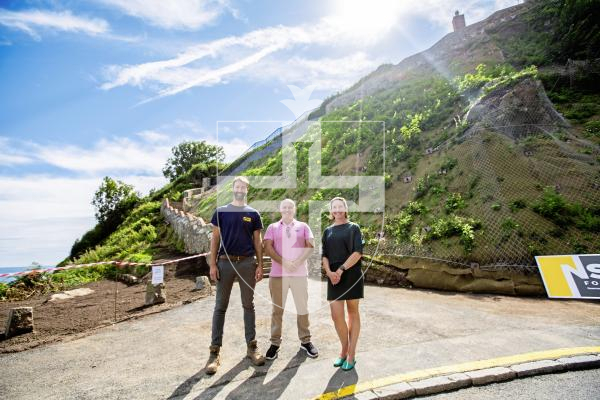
<box><xmin>263</xmin><ymin>198</ymin><xmax>318</xmax><ymax>360</ymax></box>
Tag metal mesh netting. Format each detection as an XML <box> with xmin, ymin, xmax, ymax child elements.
<box><xmin>366</xmin><ymin>118</ymin><xmax>599</xmax><ymax>269</ymax></box>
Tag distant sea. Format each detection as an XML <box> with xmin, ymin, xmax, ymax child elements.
<box><xmin>0</xmin><ymin>267</ymin><xmax>39</xmax><ymax>284</ymax></box>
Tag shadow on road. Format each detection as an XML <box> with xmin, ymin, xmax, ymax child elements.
<box><xmin>224</xmin><ymin>351</ymin><xmax>308</xmax><ymax>400</ymax></box>
<box><xmin>321</xmin><ymin>367</ymin><xmax>359</xmax><ymax>399</ymax></box>
<box><xmin>167</xmin><ymin>350</ymin><xmax>308</xmax><ymax>400</ymax></box>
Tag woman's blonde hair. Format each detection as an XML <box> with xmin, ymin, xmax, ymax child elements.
<box><xmin>328</xmin><ymin>196</ymin><xmax>348</xmax><ymax>220</ymax></box>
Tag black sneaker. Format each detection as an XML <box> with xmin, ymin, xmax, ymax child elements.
<box><xmin>265</xmin><ymin>344</ymin><xmax>279</xmax><ymax>360</ymax></box>
<box><xmin>300</xmin><ymin>342</ymin><xmax>319</xmax><ymax>358</ymax></box>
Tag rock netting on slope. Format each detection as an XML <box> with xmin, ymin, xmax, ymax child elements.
<box><xmin>466</xmin><ymin>78</ymin><xmax>569</xmax><ymax>139</ymax></box>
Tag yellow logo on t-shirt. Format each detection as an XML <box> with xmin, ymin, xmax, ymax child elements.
<box><xmin>243</xmin><ymin>216</ymin><xmax>252</xmax><ymax>222</ymax></box>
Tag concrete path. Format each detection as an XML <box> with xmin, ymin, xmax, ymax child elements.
<box><xmin>1</xmin><ymin>279</ymin><xmax>599</xmax><ymax>399</ymax></box>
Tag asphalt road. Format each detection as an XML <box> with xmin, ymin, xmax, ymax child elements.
<box><xmin>1</xmin><ymin>278</ymin><xmax>599</xmax><ymax>399</ymax></box>
<box><xmin>421</xmin><ymin>368</ymin><xmax>600</xmax><ymax>400</ymax></box>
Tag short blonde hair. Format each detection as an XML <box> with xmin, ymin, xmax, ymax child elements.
<box><xmin>328</xmin><ymin>196</ymin><xmax>348</xmax><ymax>220</ymax></box>
<box><xmin>232</xmin><ymin>176</ymin><xmax>250</xmax><ymax>189</ymax></box>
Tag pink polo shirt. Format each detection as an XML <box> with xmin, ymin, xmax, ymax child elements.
<box><xmin>263</xmin><ymin>219</ymin><xmax>314</xmax><ymax>277</ymax></box>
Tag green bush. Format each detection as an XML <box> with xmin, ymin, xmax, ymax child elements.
<box><xmin>445</xmin><ymin>193</ymin><xmax>466</xmax><ymax>214</ymax></box>
<box><xmin>584</xmin><ymin>120</ymin><xmax>600</xmax><ymax>137</ymax></box>
<box><xmin>484</xmin><ymin>65</ymin><xmax>539</xmax><ymax>94</ymax></box>
<box><xmin>50</xmin><ymin>264</ymin><xmax>118</xmax><ymax>287</ymax></box>
<box><xmin>565</xmin><ymin>103</ymin><xmax>598</xmax><ymax>121</ymax></box>
<box><xmin>427</xmin><ymin>215</ymin><xmax>481</xmax><ymax>252</ymax></box>
<box><xmin>501</xmin><ymin>218</ymin><xmax>520</xmax><ymax>231</ymax></box>
<box><xmin>384</xmin><ymin>174</ymin><xmax>393</xmax><ymax>189</ymax></box>
<box><xmin>414</xmin><ymin>175</ymin><xmax>437</xmax><ymax>199</ymax></box>
<box><xmin>509</xmin><ymin>199</ymin><xmax>527</xmax><ymax>212</ymax></box>
<box><xmin>387</xmin><ymin>211</ymin><xmax>414</xmax><ymax>239</ymax></box>
<box><xmin>440</xmin><ymin>157</ymin><xmax>458</xmax><ymax>171</ymax></box>
<box><xmin>532</xmin><ymin>188</ymin><xmax>570</xmax><ymax>224</ymax></box>
<box><xmin>533</xmin><ymin>188</ymin><xmax>600</xmax><ymax>232</ymax></box>
<box><xmin>406</xmin><ymin>201</ymin><xmax>426</xmax><ymax>215</ymax></box>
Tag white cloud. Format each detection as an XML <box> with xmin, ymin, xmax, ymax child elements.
<box><xmin>27</xmin><ymin>133</ymin><xmax>244</xmax><ymax>175</ymax></box>
<box><xmin>0</xmin><ymin>174</ymin><xmax>166</xmax><ymax>266</ymax></box>
<box><xmin>31</xmin><ymin>136</ymin><xmax>173</xmax><ymax>175</ymax></box>
<box><xmin>0</xmin><ymin>8</ymin><xmax>109</xmax><ymax>40</ymax></box>
<box><xmin>98</xmin><ymin>0</ymin><xmax>234</xmax><ymax>30</ymax></box>
<box><xmin>0</xmin><ymin>137</ymin><xmax>34</xmax><ymax>166</ymax></box>
<box><xmin>3</xmin><ymin>122</ymin><xmax>248</xmax><ymax>175</ymax></box>
<box><xmin>135</xmin><ymin>130</ymin><xmax>171</xmax><ymax>143</ymax></box>
<box><xmin>100</xmin><ymin>23</ymin><xmax>315</xmax><ymax>92</ymax></box>
<box><xmin>100</xmin><ymin>18</ymin><xmax>384</xmax><ymax>101</ymax></box>
<box><xmin>245</xmin><ymin>52</ymin><xmax>381</xmax><ymax>91</ymax></box>
<box><xmin>0</xmin><ymin>126</ymin><xmax>249</xmax><ymax>266</ymax></box>
<box><xmin>216</xmin><ymin>137</ymin><xmax>249</xmax><ymax>162</ymax></box>
<box><xmin>0</xmin><ymin>153</ymin><xmax>32</xmax><ymax>165</ymax></box>
<box><xmin>100</xmin><ymin>0</ymin><xmax>515</xmax><ymax>102</ymax></box>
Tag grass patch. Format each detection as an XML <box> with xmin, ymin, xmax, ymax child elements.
<box><xmin>533</xmin><ymin>188</ymin><xmax>600</xmax><ymax>232</ymax></box>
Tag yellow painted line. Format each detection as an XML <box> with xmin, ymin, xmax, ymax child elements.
<box><xmin>314</xmin><ymin>346</ymin><xmax>600</xmax><ymax>400</ymax></box>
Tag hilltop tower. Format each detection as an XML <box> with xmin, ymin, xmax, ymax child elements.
<box><xmin>452</xmin><ymin>10</ymin><xmax>466</xmax><ymax>32</ymax></box>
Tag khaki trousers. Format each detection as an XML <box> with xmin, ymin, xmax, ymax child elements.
<box><xmin>269</xmin><ymin>276</ymin><xmax>311</xmax><ymax>346</ymax></box>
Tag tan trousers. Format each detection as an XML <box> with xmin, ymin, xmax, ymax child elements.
<box><xmin>269</xmin><ymin>276</ymin><xmax>311</xmax><ymax>346</ymax></box>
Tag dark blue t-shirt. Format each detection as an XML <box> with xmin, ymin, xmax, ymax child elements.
<box><xmin>210</xmin><ymin>203</ymin><xmax>263</xmax><ymax>257</ymax></box>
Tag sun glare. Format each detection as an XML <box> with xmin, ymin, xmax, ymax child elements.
<box><xmin>328</xmin><ymin>0</ymin><xmax>403</xmax><ymax>41</ymax></box>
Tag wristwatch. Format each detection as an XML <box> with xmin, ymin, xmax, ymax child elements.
<box><xmin>340</xmin><ymin>264</ymin><xmax>347</xmax><ymax>271</ymax></box>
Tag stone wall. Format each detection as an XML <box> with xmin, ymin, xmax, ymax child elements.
<box><xmin>161</xmin><ymin>199</ymin><xmax>212</xmax><ymax>254</ymax></box>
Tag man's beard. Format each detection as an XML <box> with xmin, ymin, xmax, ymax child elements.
<box><xmin>234</xmin><ymin>192</ymin><xmax>246</xmax><ymax>201</ymax></box>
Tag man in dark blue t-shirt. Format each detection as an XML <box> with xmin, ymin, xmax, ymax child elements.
<box><xmin>205</xmin><ymin>176</ymin><xmax>265</xmax><ymax>374</ymax></box>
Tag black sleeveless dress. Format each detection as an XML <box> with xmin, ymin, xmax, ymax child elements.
<box><xmin>322</xmin><ymin>222</ymin><xmax>364</xmax><ymax>301</ymax></box>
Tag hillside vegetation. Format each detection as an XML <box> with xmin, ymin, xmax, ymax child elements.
<box><xmin>193</xmin><ymin>0</ymin><xmax>600</xmax><ymax>265</ymax></box>
<box><xmin>6</xmin><ymin>0</ymin><xmax>598</xmax><ymax>301</ymax></box>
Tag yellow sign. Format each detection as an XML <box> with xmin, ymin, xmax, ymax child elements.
<box><xmin>536</xmin><ymin>254</ymin><xmax>600</xmax><ymax>299</ymax></box>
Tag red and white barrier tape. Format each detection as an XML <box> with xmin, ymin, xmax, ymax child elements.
<box><xmin>0</xmin><ymin>252</ymin><xmax>210</xmax><ymax>279</ymax></box>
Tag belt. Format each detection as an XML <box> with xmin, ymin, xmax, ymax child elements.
<box><xmin>219</xmin><ymin>255</ymin><xmax>252</xmax><ymax>262</ymax></box>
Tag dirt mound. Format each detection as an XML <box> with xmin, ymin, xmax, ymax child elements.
<box><xmin>0</xmin><ymin>258</ymin><xmax>211</xmax><ymax>353</ymax></box>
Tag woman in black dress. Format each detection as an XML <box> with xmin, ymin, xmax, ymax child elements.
<box><xmin>321</xmin><ymin>197</ymin><xmax>364</xmax><ymax>371</ymax></box>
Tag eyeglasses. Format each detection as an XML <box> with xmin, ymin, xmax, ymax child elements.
<box><xmin>285</xmin><ymin>225</ymin><xmax>291</xmax><ymax>239</ymax></box>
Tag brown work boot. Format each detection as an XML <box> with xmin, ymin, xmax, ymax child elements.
<box><xmin>205</xmin><ymin>345</ymin><xmax>221</xmax><ymax>375</ymax></box>
<box><xmin>246</xmin><ymin>340</ymin><xmax>265</xmax><ymax>366</ymax></box>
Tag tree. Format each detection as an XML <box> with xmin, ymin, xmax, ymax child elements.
<box><xmin>162</xmin><ymin>141</ymin><xmax>225</xmax><ymax>182</ymax></box>
<box><xmin>92</xmin><ymin>177</ymin><xmax>140</xmax><ymax>224</ymax></box>
<box><xmin>400</xmin><ymin>113</ymin><xmax>424</xmax><ymax>140</ymax></box>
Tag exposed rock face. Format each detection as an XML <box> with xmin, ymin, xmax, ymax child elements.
<box><xmin>363</xmin><ymin>262</ymin><xmax>411</xmax><ymax>287</ymax></box>
<box><xmin>367</xmin><ymin>255</ymin><xmax>544</xmax><ymax>296</ymax></box>
<box><xmin>5</xmin><ymin>307</ymin><xmax>34</xmax><ymax>338</ymax></box>
<box><xmin>466</xmin><ymin>78</ymin><xmax>569</xmax><ymax>139</ymax></box>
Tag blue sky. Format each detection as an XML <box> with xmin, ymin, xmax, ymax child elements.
<box><xmin>0</xmin><ymin>0</ymin><xmax>519</xmax><ymax>267</ymax></box>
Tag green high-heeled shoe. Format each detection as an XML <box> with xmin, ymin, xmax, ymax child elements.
<box><xmin>333</xmin><ymin>357</ymin><xmax>346</xmax><ymax>367</ymax></box>
<box><xmin>341</xmin><ymin>358</ymin><xmax>357</xmax><ymax>371</ymax></box>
